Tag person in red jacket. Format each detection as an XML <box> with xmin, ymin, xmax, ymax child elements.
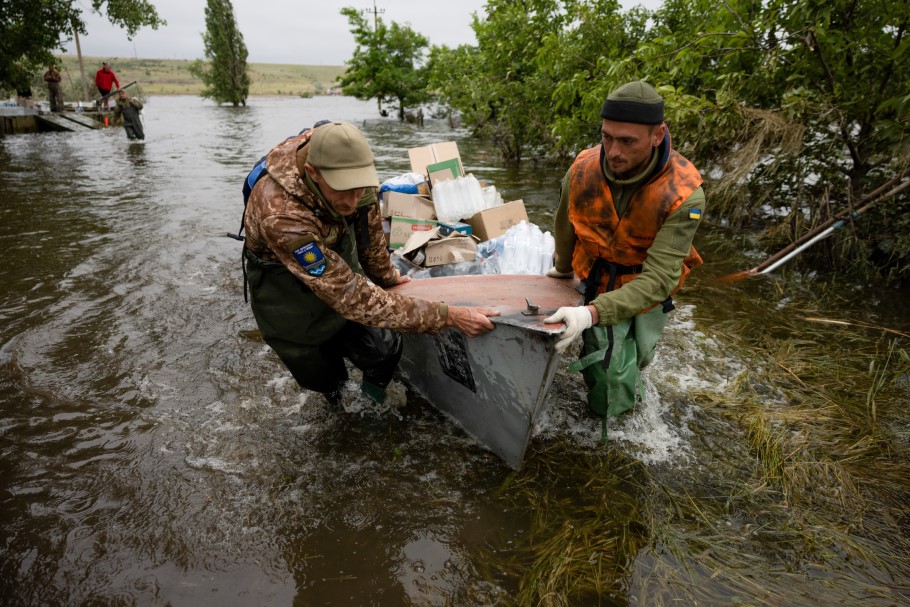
<box><xmin>94</xmin><ymin>62</ymin><xmax>120</xmax><ymax>109</ymax></box>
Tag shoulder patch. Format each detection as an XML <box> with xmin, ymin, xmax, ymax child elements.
<box><xmin>688</xmin><ymin>208</ymin><xmax>702</xmax><ymax>220</ymax></box>
<box><xmin>289</xmin><ymin>236</ymin><xmax>328</xmax><ymax>277</ymax></box>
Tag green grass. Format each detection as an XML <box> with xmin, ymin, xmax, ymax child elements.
<box><xmin>52</xmin><ymin>55</ymin><xmax>346</xmax><ymax>97</ymax></box>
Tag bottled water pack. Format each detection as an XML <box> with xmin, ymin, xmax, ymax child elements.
<box><xmin>433</xmin><ymin>175</ymin><xmax>502</xmax><ymax>222</ymax></box>
<box><xmin>477</xmin><ymin>221</ymin><xmax>555</xmax><ymax>275</ymax></box>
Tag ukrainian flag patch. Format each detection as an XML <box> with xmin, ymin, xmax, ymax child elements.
<box><xmin>689</xmin><ymin>208</ymin><xmax>702</xmax><ymax>220</ymax></box>
<box><xmin>292</xmin><ymin>240</ymin><xmax>327</xmax><ymax>276</ymax></box>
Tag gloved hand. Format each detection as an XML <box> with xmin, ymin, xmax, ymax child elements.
<box><xmin>546</xmin><ymin>267</ymin><xmax>574</xmax><ymax>279</ymax></box>
<box><xmin>544</xmin><ymin>306</ymin><xmax>593</xmax><ymax>353</ymax></box>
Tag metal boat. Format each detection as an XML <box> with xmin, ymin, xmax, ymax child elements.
<box><xmin>389</xmin><ymin>274</ymin><xmax>581</xmax><ymax>469</ymax></box>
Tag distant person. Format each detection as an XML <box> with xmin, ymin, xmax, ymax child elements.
<box><xmin>242</xmin><ymin>121</ymin><xmax>498</xmax><ymax>406</ymax></box>
<box><xmin>113</xmin><ymin>90</ymin><xmax>144</xmax><ymax>140</ymax></box>
<box><xmin>15</xmin><ymin>83</ymin><xmax>34</xmax><ymax>109</ymax></box>
<box><xmin>94</xmin><ymin>61</ymin><xmax>120</xmax><ymax>109</ymax></box>
<box><xmin>43</xmin><ymin>65</ymin><xmax>64</xmax><ymax>112</ymax></box>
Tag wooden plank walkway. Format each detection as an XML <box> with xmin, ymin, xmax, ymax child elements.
<box><xmin>58</xmin><ymin>113</ymin><xmax>100</xmax><ymax>129</ymax></box>
<box><xmin>37</xmin><ymin>114</ymin><xmax>94</xmax><ymax>132</ymax></box>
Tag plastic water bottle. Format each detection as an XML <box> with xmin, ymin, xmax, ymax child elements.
<box><xmin>528</xmin><ymin>224</ymin><xmax>543</xmax><ymax>275</ymax></box>
<box><xmin>541</xmin><ymin>231</ymin><xmax>555</xmax><ymax>274</ymax></box>
<box><xmin>482</xmin><ymin>185</ymin><xmax>502</xmax><ymax>209</ymax></box>
<box><xmin>455</xmin><ymin>177</ymin><xmax>470</xmax><ymax>219</ymax></box>
<box><xmin>465</xmin><ymin>175</ymin><xmax>485</xmax><ymax>215</ymax></box>
<box><xmin>433</xmin><ymin>179</ymin><xmax>455</xmax><ymax>222</ymax></box>
<box><xmin>513</xmin><ymin>221</ymin><xmax>531</xmax><ymax>274</ymax></box>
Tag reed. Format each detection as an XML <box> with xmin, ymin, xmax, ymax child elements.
<box><xmin>484</xmin><ymin>281</ymin><xmax>910</xmax><ymax>606</ymax></box>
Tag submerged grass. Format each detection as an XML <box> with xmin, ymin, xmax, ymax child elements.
<box><xmin>484</xmin><ymin>273</ymin><xmax>910</xmax><ymax>606</ymax></box>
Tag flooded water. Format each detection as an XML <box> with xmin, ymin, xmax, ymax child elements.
<box><xmin>2</xmin><ymin>96</ymin><xmax>908</xmax><ymax>606</ymax></box>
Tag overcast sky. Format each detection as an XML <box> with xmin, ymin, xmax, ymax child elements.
<box><xmin>62</xmin><ymin>0</ymin><xmax>659</xmax><ymax>66</ymax></box>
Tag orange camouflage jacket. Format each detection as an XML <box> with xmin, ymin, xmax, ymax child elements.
<box><xmin>567</xmin><ymin>144</ymin><xmax>703</xmax><ymax>300</ymax></box>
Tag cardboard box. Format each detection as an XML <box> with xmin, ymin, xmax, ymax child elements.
<box><xmin>408</xmin><ymin>141</ymin><xmax>462</xmax><ymax>178</ymax></box>
<box><xmin>426</xmin><ymin>158</ymin><xmax>463</xmax><ymax>185</ymax></box>
<box><xmin>398</xmin><ymin>226</ymin><xmax>477</xmax><ymax>267</ymax></box>
<box><xmin>389</xmin><ymin>217</ymin><xmax>438</xmax><ymax>250</ymax></box>
<box><xmin>384</xmin><ymin>191</ymin><xmax>436</xmax><ymax>220</ymax></box>
<box><xmin>424</xmin><ymin>237</ymin><xmax>476</xmax><ymax>267</ymax></box>
<box><xmin>437</xmin><ymin>221</ymin><xmax>472</xmax><ymax>237</ymax></box>
<box><xmin>465</xmin><ymin>199</ymin><xmax>529</xmax><ymax>241</ymax></box>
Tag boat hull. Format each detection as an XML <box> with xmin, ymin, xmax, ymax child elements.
<box><xmin>390</xmin><ymin>275</ymin><xmax>581</xmax><ymax>468</ymax></box>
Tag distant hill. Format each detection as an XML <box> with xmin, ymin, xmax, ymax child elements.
<box><xmin>54</xmin><ymin>55</ymin><xmax>346</xmax><ymax>97</ymax></box>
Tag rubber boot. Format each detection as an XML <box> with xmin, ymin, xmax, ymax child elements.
<box><xmin>324</xmin><ymin>385</ymin><xmax>344</xmax><ymax>410</ymax></box>
<box><xmin>361</xmin><ymin>381</ymin><xmax>387</xmax><ymax>405</ymax></box>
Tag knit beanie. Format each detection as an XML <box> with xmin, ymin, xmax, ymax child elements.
<box><xmin>600</xmin><ymin>81</ymin><xmax>664</xmax><ymax>124</ymax></box>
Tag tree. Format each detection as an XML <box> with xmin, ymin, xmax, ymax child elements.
<box><xmin>428</xmin><ymin>0</ymin><xmax>621</xmax><ymax>161</ymax></box>
<box><xmin>429</xmin><ymin>0</ymin><xmax>910</xmax><ymax>276</ymax></box>
<box><xmin>614</xmin><ymin>0</ymin><xmax>910</xmax><ymax>272</ymax></box>
<box><xmin>0</xmin><ymin>0</ymin><xmax>164</xmax><ymax>93</ymax></box>
<box><xmin>188</xmin><ymin>0</ymin><xmax>250</xmax><ymax>107</ymax></box>
<box><xmin>339</xmin><ymin>6</ymin><xmax>430</xmax><ymax>120</ymax></box>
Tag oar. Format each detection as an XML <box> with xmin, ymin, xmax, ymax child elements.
<box><xmin>721</xmin><ymin>169</ymin><xmax>910</xmax><ymax>282</ymax></box>
<box><xmin>95</xmin><ymin>81</ymin><xmax>138</xmax><ymax>104</ymax></box>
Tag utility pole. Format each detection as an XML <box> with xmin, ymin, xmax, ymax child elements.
<box><xmin>362</xmin><ymin>0</ymin><xmax>385</xmax><ymax>114</ymax></box>
<box><xmin>362</xmin><ymin>0</ymin><xmax>384</xmax><ymax>33</ymax></box>
<box><xmin>72</xmin><ymin>22</ymin><xmax>89</xmax><ymax>102</ymax></box>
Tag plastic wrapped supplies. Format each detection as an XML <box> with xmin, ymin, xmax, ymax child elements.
<box><xmin>478</xmin><ymin>221</ymin><xmax>555</xmax><ymax>275</ymax></box>
<box><xmin>433</xmin><ymin>174</ymin><xmax>496</xmax><ymax>223</ymax></box>
<box><xmin>380</xmin><ymin>173</ymin><xmax>426</xmax><ymax>198</ymax></box>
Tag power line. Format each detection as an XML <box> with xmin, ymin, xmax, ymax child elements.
<box><xmin>362</xmin><ymin>0</ymin><xmax>384</xmax><ymax>31</ymax></box>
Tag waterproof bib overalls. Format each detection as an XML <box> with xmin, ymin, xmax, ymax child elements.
<box><xmin>567</xmin><ymin>144</ymin><xmax>702</xmax><ymax>419</ymax></box>
<box><xmin>245</xmin><ymin>207</ymin><xmax>401</xmax><ymax>397</ymax></box>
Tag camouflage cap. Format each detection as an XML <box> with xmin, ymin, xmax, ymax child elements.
<box><xmin>307</xmin><ymin>121</ymin><xmax>379</xmax><ymax>191</ymax></box>
<box><xmin>600</xmin><ymin>81</ymin><xmax>664</xmax><ymax>125</ymax></box>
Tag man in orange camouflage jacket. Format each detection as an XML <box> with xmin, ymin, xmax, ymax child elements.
<box><xmin>545</xmin><ymin>81</ymin><xmax>706</xmax><ymax>423</ymax></box>
<box><xmin>243</xmin><ymin>121</ymin><xmax>498</xmax><ymax>405</ymax></box>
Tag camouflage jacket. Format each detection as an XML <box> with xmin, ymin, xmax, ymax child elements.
<box><xmin>243</xmin><ymin>130</ymin><xmax>447</xmax><ymax>334</ymax></box>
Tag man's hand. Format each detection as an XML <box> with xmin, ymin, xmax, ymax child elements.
<box><xmin>446</xmin><ymin>306</ymin><xmax>501</xmax><ymax>337</ymax></box>
<box><xmin>544</xmin><ymin>306</ymin><xmax>593</xmax><ymax>353</ymax></box>
<box><xmin>546</xmin><ymin>267</ymin><xmax>574</xmax><ymax>279</ymax></box>
<box><xmin>391</xmin><ymin>268</ymin><xmax>411</xmax><ymax>285</ymax></box>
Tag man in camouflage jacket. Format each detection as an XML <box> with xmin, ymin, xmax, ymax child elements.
<box><xmin>243</xmin><ymin>121</ymin><xmax>498</xmax><ymax>404</ymax></box>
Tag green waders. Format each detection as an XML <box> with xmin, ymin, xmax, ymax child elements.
<box><xmin>244</xmin><ymin>248</ymin><xmax>401</xmax><ymax>401</ymax></box>
<box><xmin>568</xmin><ymin>258</ymin><xmax>673</xmax><ymax>434</ymax></box>
<box><xmin>568</xmin><ymin>305</ymin><xmax>668</xmax><ymax>420</ymax></box>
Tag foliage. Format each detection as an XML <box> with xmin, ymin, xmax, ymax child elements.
<box><xmin>428</xmin><ymin>0</ymin><xmax>572</xmax><ymax>161</ymax></box>
<box><xmin>338</xmin><ymin>6</ymin><xmax>430</xmax><ymax>120</ymax></box>
<box><xmin>0</xmin><ymin>0</ymin><xmax>164</xmax><ymax>93</ymax></box>
<box><xmin>188</xmin><ymin>0</ymin><xmax>250</xmax><ymax>107</ymax></box>
<box><xmin>47</xmin><ymin>55</ymin><xmax>344</xmax><ymax>98</ymax></box>
<box><xmin>427</xmin><ymin>0</ymin><xmax>910</xmax><ymax>277</ymax></box>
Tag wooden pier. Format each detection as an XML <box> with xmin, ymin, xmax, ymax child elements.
<box><xmin>1</xmin><ymin>107</ymin><xmax>109</xmax><ymax>135</ymax></box>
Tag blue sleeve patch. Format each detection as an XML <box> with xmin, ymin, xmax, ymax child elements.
<box><xmin>688</xmin><ymin>208</ymin><xmax>702</xmax><ymax>220</ymax></box>
<box><xmin>292</xmin><ymin>240</ymin><xmax>327</xmax><ymax>276</ymax></box>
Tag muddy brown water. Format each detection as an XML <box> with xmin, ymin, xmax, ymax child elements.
<box><xmin>2</xmin><ymin>96</ymin><xmax>908</xmax><ymax>606</ymax></box>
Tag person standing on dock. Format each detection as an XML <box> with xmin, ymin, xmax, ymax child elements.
<box><xmin>113</xmin><ymin>90</ymin><xmax>144</xmax><ymax>140</ymax></box>
<box><xmin>43</xmin><ymin>65</ymin><xmax>63</xmax><ymax>112</ymax></box>
<box><xmin>94</xmin><ymin>62</ymin><xmax>120</xmax><ymax>109</ymax></box>
<box><xmin>545</xmin><ymin>80</ymin><xmax>706</xmax><ymax>424</ymax></box>
<box><xmin>242</xmin><ymin>121</ymin><xmax>498</xmax><ymax>406</ymax></box>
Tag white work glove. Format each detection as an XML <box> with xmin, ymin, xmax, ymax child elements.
<box><xmin>545</xmin><ymin>267</ymin><xmax>574</xmax><ymax>279</ymax></box>
<box><xmin>544</xmin><ymin>306</ymin><xmax>593</xmax><ymax>353</ymax></box>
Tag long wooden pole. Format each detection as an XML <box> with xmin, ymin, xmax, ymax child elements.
<box><xmin>95</xmin><ymin>80</ymin><xmax>137</xmax><ymax>103</ymax></box>
<box><xmin>721</xmin><ymin>168</ymin><xmax>910</xmax><ymax>282</ymax></box>
<box><xmin>72</xmin><ymin>23</ymin><xmax>89</xmax><ymax>102</ymax></box>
